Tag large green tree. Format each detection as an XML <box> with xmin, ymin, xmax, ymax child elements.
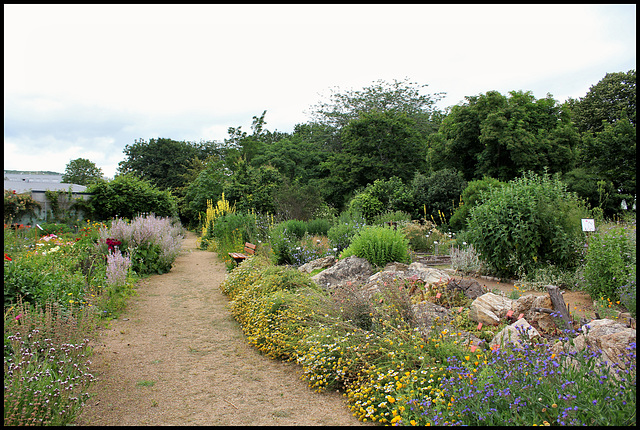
<box><xmin>117</xmin><ymin>138</ymin><xmax>221</xmax><ymax>191</ymax></box>
<box><xmin>569</xmin><ymin>69</ymin><xmax>636</xmax><ymax>134</ymax></box>
<box><xmin>427</xmin><ymin>90</ymin><xmax>579</xmax><ymax>182</ymax></box>
<box><xmin>322</xmin><ymin>110</ymin><xmax>427</xmax><ymax>209</ymax></box>
<box><xmin>62</xmin><ymin>158</ymin><xmax>103</xmax><ymax>185</ymax></box>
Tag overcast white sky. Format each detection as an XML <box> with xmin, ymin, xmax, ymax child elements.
<box><xmin>4</xmin><ymin>4</ymin><xmax>636</xmax><ymax>179</ymax></box>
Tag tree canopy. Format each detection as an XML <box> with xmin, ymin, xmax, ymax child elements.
<box><xmin>62</xmin><ymin>158</ymin><xmax>103</xmax><ymax>186</ymax></box>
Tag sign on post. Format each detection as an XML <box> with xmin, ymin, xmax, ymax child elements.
<box><xmin>581</xmin><ymin>219</ymin><xmax>595</xmax><ymax>232</ymax></box>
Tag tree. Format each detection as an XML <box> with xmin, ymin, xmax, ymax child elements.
<box><xmin>117</xmin><ymin>138</ymin><xmax>221</xmax><ymax>191</ymax></box>
<box><xmin>580</xmin><ymin>118</ymin><xmax>636</xmax><ymax>206</ymax></box>
<box><xmin>62</xmin><ymin>158</ymin><xmax>103</xmax><ymax>185</ymax></box>
<box><xmin>323</xmin><ymin>110</ymin><xmax>427</xmax><ymax>209</ymax></box>
<box><xmin>570</xmin><ymin>69</ymin><xmax>636</xmax><ymax>134</ymax></box>
<box><xmin>309</xmin><ymin>77</ymin><xmax>446</xmax><ymax>132</ymax></box>
<box><xmin>85</xmin><ymin>175</ymin><xmax>178</xmax><ymax>221</ymax></box>
<box><xmin>427</xmin><ymin>90</ymin><xmax>579</xmax><ymax>182</ymax></box>
<box><xmin>411</xmin><ymin>168</ymin><xmax>467</xmax><ymax>224</ymax></box>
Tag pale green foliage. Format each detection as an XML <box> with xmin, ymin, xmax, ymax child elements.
<box><xmin>340</xmin><ymin>225</ymin><xmax>410</xmax><ymax>267</ymax></box>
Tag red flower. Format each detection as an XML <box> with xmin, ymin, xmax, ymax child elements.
<box><xmin>106</xmin><ymin>238</ymin><xmax>122</xmax><ymax>253</ymax></box>
<box><xmin>4</xmin><ymin>253</ymin><xmax>12</xmax><ymax>261</ymax></box>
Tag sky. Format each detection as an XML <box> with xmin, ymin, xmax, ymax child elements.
<box><xmin>4</xmin><ymin>4</ymin><xmax>636</xmax><ymax>179</ymax></box>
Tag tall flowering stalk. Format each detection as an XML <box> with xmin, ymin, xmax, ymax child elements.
<box><xmin>105</xmin><ymin>248</ymin><xmax>131</xmax><ymax>287</ymax></box>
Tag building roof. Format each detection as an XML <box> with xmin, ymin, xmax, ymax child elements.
<box><xmin>4</xmin><ymin>173</ymin><xmax>87</xmax><ymax>193</ymax></box>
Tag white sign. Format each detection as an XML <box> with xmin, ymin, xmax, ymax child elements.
<box><xmin>581</xmin><ymin>219</ymin><xmax>595</xmax><ymax>232</ymax></box>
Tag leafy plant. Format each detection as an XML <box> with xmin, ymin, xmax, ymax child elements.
<box><xmin>581</xmin><ymin>221</ymin><xmax>636</xmax><ymax>302</ymax></box>
<box><xmin>340</xmin><ymin>225</ymin><xmax>410</xmax><ymax>268</ymax></box>
<box><xmin>466</xmin><ymin>171</ymin><xmax>591</xmax><ymax>278</ymax></box>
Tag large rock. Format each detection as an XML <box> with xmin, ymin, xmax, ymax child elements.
<box><xmin>552</xmin><ymin>319</ymin><xmax>636</xmax><ymax>370</ymax></box>
<box><xmin>469</xmin><ymin>292</ymin><xmax>514</xmax><ymax>326</ymax></box>
<box><xmin>445</xmin><ymin>278</ymin><xmax>486</xmax><ymax>300</ymax></box>
<box><xmin>298</xmin><ymin>255</ymin><xmax>337</xmax><ymax>274</ymax></box>
<box><xmin>512</xmin><ymin>294</ymin><xmax>556</xmax><ymax>332</ymax></box>
<box><xmin>405</xmin><ymin>262</ymin><xmax>450</xmax><ymax>285</ymax></box>
<box><xmin>490</xmin><ymin>318</ymin><xmax>541</xmax><ymax>348</ymax></box>
<box><xmin>310</xmin><ymin>256</ymin><xmax>373</xmax><ymax>291</ymax></box>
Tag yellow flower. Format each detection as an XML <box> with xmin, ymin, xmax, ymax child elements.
<box><xmin>386</xmin><ymin>395</ymin><xmax>396</xmax><ymax>403</ymax></box>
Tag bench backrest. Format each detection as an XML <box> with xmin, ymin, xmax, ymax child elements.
<box><xmin>244</xmin><ymin>242</ymin><xmax>256</xmax><ymax>255</ymax></box>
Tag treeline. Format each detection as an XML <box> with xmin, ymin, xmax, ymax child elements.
<box><xmin>81</xmin><ymin>72</ymin><xmax>636</xmax><ymax>227</ymax></box>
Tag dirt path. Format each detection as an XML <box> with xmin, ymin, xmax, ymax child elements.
<box><xmin>76</xmin><ymin>232</ymin><xmax>364</xmax><ymax>426</ymax></box>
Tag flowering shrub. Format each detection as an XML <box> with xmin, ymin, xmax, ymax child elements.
<box><xmin>105</xmin><ymin>248</ymin><xmax>132</xmax><ymax>287</ymax></box>
<box><xmin>99</xmin><ymin>213</ymin><xmax>184</xmax><ymax>275</ymax></box>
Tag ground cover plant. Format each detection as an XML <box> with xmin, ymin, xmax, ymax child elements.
<box><xmin>218</xmin><ymin>252</ymin><xmax>636</xmax><ymax>426</ymax></box>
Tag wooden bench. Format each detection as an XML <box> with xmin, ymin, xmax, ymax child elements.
<box><xmin>229</xmin><ymin>242</ymin><xmax>256</xmax><ymax>265</ymax></box>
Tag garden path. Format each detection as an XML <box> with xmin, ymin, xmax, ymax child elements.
<box><xmin>75</xmin><ymin>231</ymin><xmax>364</xmax><ymax>426</ymax></box>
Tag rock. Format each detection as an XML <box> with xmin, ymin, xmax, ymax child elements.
<box><xmin>445</xmin><ymin>278</ymin><xmax>485</xmax><ymax>300</ymax></box>
<box><xmin>406</xmin><ymin>262</ymin><xmax>450</xmax><ymax>286</ymax></box>
<box><xmin>490</xmin><ymin>318</ymin><xmax>541</xmax><ymax>349</ymax></box>
<box><xmin>552</xmin><ymin>318</ymin><xmax>636</xmax><ymax>372</ymax></box>
<box><xmin>298</xmin><ymin>255</ymin><xmax>337</xmax><ymax>273</ymax></box>
<box><xmin>411</xmin><ymin>301</ymin><xmax>454</xmax><ymax>329</ymax></box>
<box><xmin>469</xmin><ymin>292</ymin><xmax>513</xmax><ymax>326</ymax></box>
<box><xmin>310</xmin><ymin>256</ymin><xmax>373</xmax><ymax>291</ymax></box>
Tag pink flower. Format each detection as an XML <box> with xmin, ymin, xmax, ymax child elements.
<box><xmin>15</xmin><ymin>313</ymin><xmax>22</xmax><ymax>321</ymax></box>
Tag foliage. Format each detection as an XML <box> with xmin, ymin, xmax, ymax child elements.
<box><xmin>569</xmin><ymin>69</ymin><xmax>636</xmax><ymax>134</ymax></box>
<box><xmin>308</xmin><ymin>77</ymin><xmax>445</xmax><ymax>132</ymax></box>
<box><xmin>340</xmin><ymin>225</ymin><xmax>410</xmax><ymax>268</ymax></box>
<box><xmin>86</xmin><ymin>174</ymin><xmax>178</xmax><ymax>221</ymax></box>
<box><xmin>98</xmin><ymin>213</ymin><xmax>184</xmax><ymax>276</ymax></box>
<box><xmin>348</xmin><ymin>176</ymin><xmax>413</xmax><ymax>222</ymax></box>
<box><xmin>4</xmin><ymin>249</ymin><xmax>86</xmax><ymax>308</ymax></box>
<box><xmin>117</xmin><ymin>137</ymin><xmax>221</xmax><ymax>191</ymax></box>
<box><xmin>466</xmin><ymin>171</ymin><xmax>591</xmax><ymax>278</ymax></box>
<box><xmin>581</xmin><ymin>221</ymin><xmax>636</xmax><ymax>302</ymax></box>
<box><xmin>4</xmin><ymin>299</ymin><xmax>97</xmax><ymax>426</ymax></box>
<box><xmin>327</xmin><ymin>212</ymin><xmax>367</xmax><ymax>254</ymax></box>
<box><xmin>450</xmin><ymin>243</ymin><xmax>485</xmax><ymax>275</ymax></box>
<box><xmin>3</xmin><ymin>190</ymin><xmax>41</xmax><ymax>224</ymax></box>
<box><xmin>180</xmin><ymin>156</ymin><xmax>226</xmax><ymax>228</ymax></box>
<box><xmin>411</xmin><ymin>168</ymin><xmax>467</xmax><ymax>225</ymax></box>
<box><xmin>579</xmin><ymin>117</ymin><xmax>636</xmax><ymax>206</ymax></box>
<box><xmin>449</xmin><ymin>176</ymin><xmax>504</xmax><ymax>232</ymax></box>
<box><xmin>61</xmin><ymin>157</ymin><xmax>103</xmax><ymax>186</ymax></box>
<box><xmin>326</xmin><ymin>110</ymin><xmax>426</xmax><ymax>209</ymax></box>
<box><xmin>562</xmin><ymin>168</ymin><xmax>619</xmax><ymax>219</ymax></box>
<box><xmin>427</xmin><ymin>90</ymin><xmax>579</xmax><ymax>182</ymax></box>
<box><xmin>223</xmin><ymin>163</ymin><xmax>283</xmax><ymax>214</ymax></box>
<box><xmin>269</xmin><ymin>223</ymin><xmax>333</xmax><ymax>266</ymax></box>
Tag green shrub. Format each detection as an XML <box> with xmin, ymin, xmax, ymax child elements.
<box><xmin>279</xmin><ymin>219</ymin><xmax>308</xmax><ymax>240</ymax></box>
<box><xmin>466</xmin><ymin>171</ymin><xmax>591</xmax><ymax>278</ymax></box>
<box><xmin>341</xmin><ymin>225</ymin><xmax>410</xmax><ymax>268</ymax></box>
<box><xmin>37</xmin><ymin>222</ymin><xmax>72</xmax><ymax>237</ymax></box>
<box><xmin>4</xmin><ymin>250</ymin><xmax>86</xmax><ymax>308</ymax></box>
<box><xmin>306</xmin><ymin>218</ymin><xmax>332</xmax><ymax>236</ymax></box>
<box><xmin>581</xmin><ymin>222</ymin><xmax>636</xmax><ymax>302</ymax></box>
<box><xmin>327</xmin><ymin>212</ymin><xmax>367</xmax><ymax>253</ymax></box>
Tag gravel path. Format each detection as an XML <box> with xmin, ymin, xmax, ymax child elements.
<box><xmin>76</xmin><ymin>231</ymin><xmax>364</xmax><ymax>426</ymax></box>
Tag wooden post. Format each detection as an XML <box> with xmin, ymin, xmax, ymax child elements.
<box><xmin>545</xmin><ymin>285</ymin><xmax>573</xmax><ymax>330</ymax></box>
